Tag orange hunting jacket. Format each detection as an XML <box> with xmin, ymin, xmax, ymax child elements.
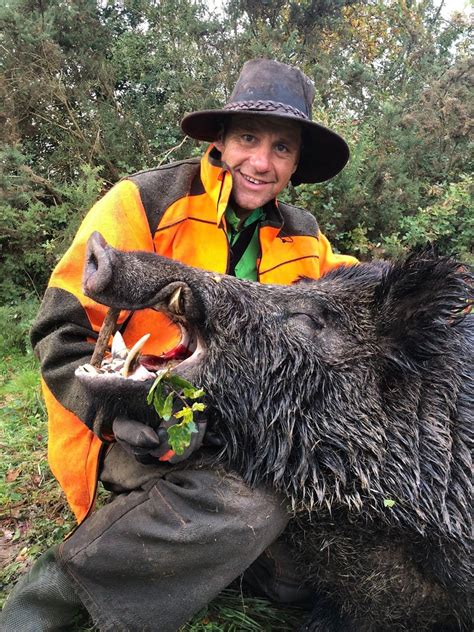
<box><xmin>31</xmin><ymin>146</ymin><xmax>357</xmax><ymax>523</ymax></box>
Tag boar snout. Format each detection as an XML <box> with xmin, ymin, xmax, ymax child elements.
<box><xmin>82</xmin><ymin>232</ymin><xmax>207</xmax><ymax>322</ymax></box>
<box><xmin>83</xmin><ymin>231</ymin><xmax>117</xmax><ymax>297</ymax></box>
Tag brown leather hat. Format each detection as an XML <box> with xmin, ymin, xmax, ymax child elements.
<box><xmin>181</xmin><ymin>59</ymin><xmax>349</xmax><ymax>185</ymax></box>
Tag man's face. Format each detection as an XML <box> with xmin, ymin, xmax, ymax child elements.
<box><xmin>214</xmin><ymin>115</ymin><xmax>301</xmax><ymax>215</ymax></box>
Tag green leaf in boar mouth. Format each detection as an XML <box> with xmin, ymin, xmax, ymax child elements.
<box><xmin>147</xmin><ymin>369</ymin><xmax>206</xmax><ymax>455</ymax></box>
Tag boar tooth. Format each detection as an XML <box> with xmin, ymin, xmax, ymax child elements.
<box><xmin>130</xmin><ymin>364</ymin><xmax>156</xmax><ymax>381</ymax></box>
<box><xmin>179</xmin><ymin>323</ymin><xmax>190</xmax><ymax>348</ymax></box>
<box><xmin>82</xmin><ymin>363</ymin><xmax>99</xmax><ymax>374</ymax></box>
<box><xmin>109</xmin><ymin>358</ymin><xmax>125</xmax><ymax>370</ymax></box>
<box><xmin>169</xmin><ymin>286</ymin><xmax>184</xmax><ymax>315</ymax></box>
<box><xmin>111</xmin><ymin>331</ymin><xmax>128</xmax><ymax>360</ymax></box>
<box><xmin>122</xmin><ymin>333</ymin><xmax>150</xmax><ymax>377</ymax></box>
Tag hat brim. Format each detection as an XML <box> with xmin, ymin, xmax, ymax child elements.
<box><xmin>180</xmin><ymin>109</ymin><xmax>349</xmax><ymax>185</ymax></box>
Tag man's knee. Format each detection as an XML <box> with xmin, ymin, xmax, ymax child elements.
<box><xmin>61</xmin><ymin>465</ymin><xmax>290</xmax><ymax>569</ymax></box>
<box><xmin>149</xmin><ymin>467</ymin><xmax>290</xmax><ymax>547</ymax></box>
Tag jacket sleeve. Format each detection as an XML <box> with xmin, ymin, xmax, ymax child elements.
<box><xmin>30</xmin><ymin>179</ymin><xmax>155</xmax><ymax>433</ymax></box>
<box><xmin>318</xmin><ymin>230</ymin><xmax>358</xmax><ymax>276</ymax></box>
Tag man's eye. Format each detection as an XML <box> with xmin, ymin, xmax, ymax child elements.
<box><xmin>242</xmin><ymin>134</ymin><xmax>255</xmax><ymax>143</ymax></box>
<box><xmin>275</xmin><ymin>143</ymin><xmax>289</xmax><ymax>153</ymax></box>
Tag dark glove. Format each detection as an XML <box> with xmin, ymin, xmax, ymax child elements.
<box><xmin>112</xmin><ymin>416</ymin><xmax>207</xmax><ymax>464</ymax></box>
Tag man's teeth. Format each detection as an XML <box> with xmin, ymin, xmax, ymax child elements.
<box><xmin>242</xmin><ymin>174</ymin><xmax>266</xmax><ymax>185</ymax></box>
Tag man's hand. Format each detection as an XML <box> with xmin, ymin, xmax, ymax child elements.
<box><xmin>112</xmin><ymin>416</ymin><xmax>207</xmax><ymax>464</ymax></box>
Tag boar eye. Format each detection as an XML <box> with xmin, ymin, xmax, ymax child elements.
<box><xmin>289</xmin><ymin>312</ymin><xmax>325</xmax><ymax>334</ymax></box>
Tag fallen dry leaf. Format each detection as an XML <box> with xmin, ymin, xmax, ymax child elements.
<box><xmin>6</xmin><ymin>468</ymin><xmax>21</xmax><ymax>483</ymax></box>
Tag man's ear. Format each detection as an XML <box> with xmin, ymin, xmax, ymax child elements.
<box><xmin>213</xmin><ymin>122</ymin><xmax>226</xmax><ymax>153</ymax></box>
<box><xmin>373</xmin><ymin>248</ymin><xmax>471</xmax><ymax>370</ymax></box>
<box><xmin>214</xmin><ymin>138</ymin><xmax>224</xmax><ymax>153</ymax></box>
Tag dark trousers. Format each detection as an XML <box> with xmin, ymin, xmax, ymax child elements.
<box><xmin>56</xmin><ymin>444</ymin><xmax>291</xmax><ymax>631</ymax></box>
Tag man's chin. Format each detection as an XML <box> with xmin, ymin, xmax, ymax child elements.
<box><xmin>231</xmin><ymin>191</ymin><xmax>274</xmax><ymax>213</ymax></box>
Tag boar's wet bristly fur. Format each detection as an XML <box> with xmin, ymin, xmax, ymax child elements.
<box><xmin>80</xmin><ymin>236</ymin><xmax>473</xmax><ymax>632</ymax></box>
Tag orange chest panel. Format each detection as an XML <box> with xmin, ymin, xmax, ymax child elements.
<box><xmin>152</xmin><ymin>198</ymin><xmax>322</xmax><ymax>285</ymax></box>
<box><xmin>258</xmin><ymin>226</ymin><xmax>321</xmax><ymax>285</ymax></box>
<box><xmin>154</xmin><ymin>217</ymin><xmax>229</xmax><ymax>274</ymax></box>
<box><xmin>152</xmin><ymin>192</ymin><xmax>229</xmax><ymax>273</ymax></box>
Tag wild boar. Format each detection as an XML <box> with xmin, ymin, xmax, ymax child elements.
<box><xmin>77</xmin><ymin>231</ymin><xmax>473</xmax><ymax>632</ymax></box>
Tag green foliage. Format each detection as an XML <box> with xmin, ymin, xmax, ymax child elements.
<box><xmin>278</xmin><ymin>2</ymin><xmax>472</xmax><ymax>260</ymax></box>
<box><xmin>395</xmin><ymin>175</ymin><xmax>473</xmax><ymax>263</ymax></box>
<box><xmin>0</xmin><ymin>145</ymin><xmax>103</xmax><ymax>300</ymax></box>
<box><xmin>0</xmin><ymin>299</ymin><xmax>40</xmax><ymax>355</ymax></box>
<box><xmin>182</xmin><ymin>587</ymin><xmax>305</xmax><ymax>630</ymax></box>
<box><xmin>147</xmin><ymin>371</ymin><xmax>206</xmax><ymax>454</ymax></box>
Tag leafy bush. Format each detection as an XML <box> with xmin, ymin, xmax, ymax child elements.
<box><xmin>0</xmin><ymin>145</ymin><xmax>103</xmax><ymax>301</ymax></box>
<box><xmin>394</xmin><ymin>175</ymin><xmax>473</xmax><ymax>263</ymax></box>
<box><xmin>0</xmin><ymin>299</ymin><xmax>40</xmax><ymax>356</ymax></box>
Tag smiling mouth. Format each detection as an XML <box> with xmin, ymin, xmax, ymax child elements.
<box><xmin>240</xmin><ymin>173</ymin><xmax>271</xmax><ymax>186</ymax></box>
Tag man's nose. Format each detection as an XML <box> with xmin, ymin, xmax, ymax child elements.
<box><xmin>250</xmin><ymin>143</ymin><xmax>272</xmax><ymax>172</ymax></box>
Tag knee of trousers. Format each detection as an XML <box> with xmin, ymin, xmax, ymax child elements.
<box><xmin>157</xmin><ymin>469</ymin><xmax>289</xmax><ymax>541</ymax></box>
<box><xmin>60</xmin><ymin>466</ymin><xmax>291</xmax><ymax>572</ymax></box>
<box><xmin>157</xmin><ymin>467</ymin><xmax>291</xmax><ymax>548</ymax></box>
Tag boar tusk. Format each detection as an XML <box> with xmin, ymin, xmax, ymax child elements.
<box><xmin>122</xmin><ymin>333</ymin><xmax>150</xmax><ymax>377</ymax></box>
<box><xmin>111</xmin><ymin>331</ymin><xmax>128</xmax><ymax>360</ymax></box>
<box><xmin>168</xmin><ymin>286</ymin><xmax>184</xmax><ymax>315</ymax></box>
<box><xmin>90</xmin><ymin>307</ymin><xmax>121</xmax><ymax>368</ymax></box>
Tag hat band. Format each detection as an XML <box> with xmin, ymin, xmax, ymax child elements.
<box><xmin>223</xmin><ymin>100</ymin><xmax>309</xmax><ymax>120</ymax></box>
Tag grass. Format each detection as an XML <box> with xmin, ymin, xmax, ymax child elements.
<box><xmin>0</xmin><ymin>351</ymin><xmax>77</xmax><ymax>602</ymax></box>
<box><xmin>0</xmin><ymin>301</ymin><xmax>306</xmax><ymax>630</ymax></box>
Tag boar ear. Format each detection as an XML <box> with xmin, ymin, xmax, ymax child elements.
<box><xmin>374</xmin><ymin>248</ymin><xmax>471</xmax><ymax>369</ymax></box>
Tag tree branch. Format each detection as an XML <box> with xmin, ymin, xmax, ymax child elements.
<box><xmin>19</xmin><ymin>164</ymin><xmax>64</xmax><ymax>204</ymax></box>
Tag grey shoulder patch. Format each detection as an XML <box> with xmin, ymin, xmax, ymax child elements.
<box><xmin>31</xmin><ymin>287</ymin><xmax>99</xmax><ymax>427</ymax></box>
<box><xmin>128</xmin><ymin>159</ymin><xmax>202</xmax><ymax>235</ymax></box>
<box><xmin>277</xmin><ymin>201</ymin><xmax>319</xmax><ymax>238</ymax></box>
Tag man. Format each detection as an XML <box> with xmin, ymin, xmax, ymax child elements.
<box><xmin>1</xmin><ymin>59</ymin><xmax>357</xmax><ymax>631</ymax></box>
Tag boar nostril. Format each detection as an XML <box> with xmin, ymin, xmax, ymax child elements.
<box><xmin>86</xmin><ymin>252</ymin><xmax>99</xmax><ymax>276</ymax></box>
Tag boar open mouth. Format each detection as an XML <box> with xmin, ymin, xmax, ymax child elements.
<box><xmin>76</xmin><ymin>292</ymin><xmax>206</xmax><ymax>384</ymax></box>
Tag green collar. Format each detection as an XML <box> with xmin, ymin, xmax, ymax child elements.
<box><xmin>225</xmin><ymin>206</ymin><xmax>264</xmax><ymax>234</ymax></box>
<box><xmin>224</xmin><ymin>205</ymin><xmax>264</xmax><ymax>281</ymax></box>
